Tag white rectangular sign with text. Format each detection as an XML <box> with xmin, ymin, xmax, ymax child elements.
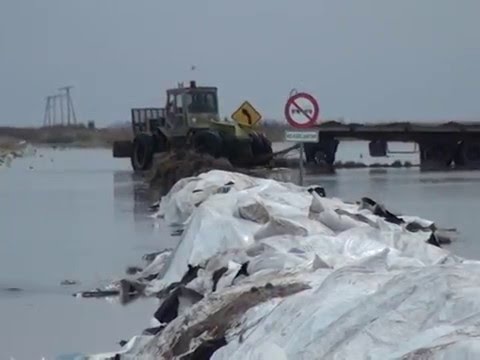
<box><xmin>284</xmin><ymin>130</ymin><xmax>319</xmax><ymax>143</ymax></box>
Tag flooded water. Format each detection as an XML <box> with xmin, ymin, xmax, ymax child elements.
<box><xmin>0</xmin><ymin>148</ymin><xmax>176</xmax><ymax>359</ymax></box>
<box><xmin>0</xmin><ymin>144</ymin><xmax>479</xmax><ymax>359</ymax></box>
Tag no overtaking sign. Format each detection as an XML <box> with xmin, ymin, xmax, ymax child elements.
<box><xmin>283</xmin><ymin>90</ymin><xmax>320</xmax><ymax>187</ymax></box>
<box><xmin>284</xmin><ymin>92</ymin><xmax>319</xmax><ymax>129</ymax></box>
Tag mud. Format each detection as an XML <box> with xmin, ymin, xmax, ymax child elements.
<box><xmin>147</xmin><ymin>150</ymin><xmax>294</xmax><ymax>196</ymax></box>
<box><xmin>161</xmin><ymin>282</ymin><xmax>310</xmax><ymax>359</ymax></box>
<box><xmin>147</xmin><ymin>151</ymin><xmax>235</xmax><ymax>196</ymax></box>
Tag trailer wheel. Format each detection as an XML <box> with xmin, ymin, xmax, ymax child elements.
<box><xmin>131</xmin><ymin>134</ymin><xmax>155</xmax><ymax>171</ymax></box>
<box><xmin>192</xmin><ymin>130</ymin><xmax>223</xmax><ymax>158</ymax></box>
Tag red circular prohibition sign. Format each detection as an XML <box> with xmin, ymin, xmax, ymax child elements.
<box><xmin>284</xmin><ymin>92</ymin><xmax>320</xmax><ymax>129</ymax></box>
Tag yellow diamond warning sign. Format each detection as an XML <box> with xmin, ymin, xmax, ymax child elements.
<box><xmin>231</xmin><ymin>101</ymin><xmax>262</xmax><ymax>127</ymax></box>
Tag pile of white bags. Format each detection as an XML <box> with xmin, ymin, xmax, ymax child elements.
<box><xmin>87</xmin><ymin>170</ymin><xmax>479</xmax><ymax>360</ymax></box>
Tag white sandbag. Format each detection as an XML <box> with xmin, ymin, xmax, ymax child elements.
<box><xmin>309</xmin><ymin>193</ymin><xmax>377</xmax><ymax>232</ymax></box>
<box><xmin>87</xmin><ymin>170</ymin><xmax>476</xmax><ymax>359</ymax></box>
<box><xmin>152</xmin><ymin>194</ymin><xmax>261</xmax><ymax>289</ymax></box>
<box><xmin>245</xmin><ymin>245</ymin><xmax>311</xmax><ymax>275</ymax></box>
<box><xmin>254</xmin><ymin>215</ymin><xmax>334</xmax><ymax>241</ymax></box>
<box><xmin>318</xmin><ymin>209</ymin><xmax>371</xmax><ymax>232</ymax></box>
<box><xmin>157</xmin><ymin>170</ymin><xmax>258</xmax><ymax>224</ymax></box>
<box><xmin>155</xmin><ymin>176</ymin><xmax>198</xmax><ymax>221</ymax></box>
<box><xmin>137</xmin><ymin>249</ymin><xmax>173</xmax><ymax>280</ymax></box>
<box><xmin>213</xmin><ymin>264</ymin><xmax>480</xmax><ymax>360</ymax></box>
<box><xmin>236</xmin><ymin>195</ymin><xmax>270</xmax><ymax>224</ymax></box>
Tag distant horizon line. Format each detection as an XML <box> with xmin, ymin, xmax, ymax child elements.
<box><xmin>3</xmin><ymin>116</ymin><xmax>480</xmax><ymax>129</ymax></box>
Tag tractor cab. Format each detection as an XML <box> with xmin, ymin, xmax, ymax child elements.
<box><xmin>162</xmin><ymin>81</ymin><xmax>221</xmax><ymax>138</ymax></box>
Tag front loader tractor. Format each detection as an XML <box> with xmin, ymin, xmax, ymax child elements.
<box><xmin>112</xmin><ymin>81</ymin><xmax>273</xmax><ymax>171</ymax></box>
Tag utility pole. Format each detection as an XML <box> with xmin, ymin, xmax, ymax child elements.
<box><xmin>54</xmin><ymin>94</ymin><xmax>64</xmax><ymax>125</ymax></box>
<box><xmin>42</xmin><ymin>85</ymin><xmax>79</xmax><ymax>127</ymax></box>
<box><xmin>43</xmin><ymin>96</ymin><xmax>52</xmax><ymax>127</ymax></box>
<box><xmin>58</xmin><ymin>92</ymin><xmax>65</xmax><ymax>126</ymax></box>
<box><xmin>59</xmin><ymin>85</ymin><xmax>77</xmax><ymax>126</ymax></box>
<box><xmin>51</xmin><ymin>95</ymin><xmax>57</xmax><ymax>126</ymax></box>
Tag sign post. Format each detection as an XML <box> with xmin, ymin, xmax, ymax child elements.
<box><xmin>300</xmin><ymin>143</ymin><xmax>305</xmax><ymax>187</ymax></box>
<box><xmin>284</xmin><ymin>91</ymin><xmax>320</xmax><ymax>186</ymax></box>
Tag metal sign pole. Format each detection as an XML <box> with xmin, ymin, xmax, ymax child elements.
<box><xmin>284</xmin><ymin>88</ymin><xmax>320</xmax><ymax>187</ymax></box>
<box><xmin>299</xmin><ymin>142</ymin><xmax>305</xmax><ymax>186</ymax></box>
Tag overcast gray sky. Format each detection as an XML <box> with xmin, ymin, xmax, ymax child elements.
<box><xmin>1</xmin><ymin>0</ymin><xmax>479</xmax><ymax>127</ymax></box>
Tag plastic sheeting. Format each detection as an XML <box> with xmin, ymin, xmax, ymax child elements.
<box><xmin>86</xmin><ymin>170</ymin><xmax>479</xmax><ymax>360</ymax></box>
<box><xmin>214</xmin><ymin>262</ymin><xmax>480</xmax><ymax>360</ymax></box>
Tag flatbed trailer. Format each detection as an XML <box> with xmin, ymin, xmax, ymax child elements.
<box><xmin>301</xmin><ymin>121</ymin><xmax>480</xmax><ymax>170</ymax></box>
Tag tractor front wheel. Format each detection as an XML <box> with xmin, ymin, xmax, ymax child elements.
<box><xmin>191</xmin><ymin>130</ymin><xmax>223</xmax><ymax>158</ymax></box>
<box><xmin>131</xmin><ymin>134</ymin><xmax>155</xmax><ymax>171</ymax></box>
<box><xmin>249</xmin><ymin>132</ymin><xmax>273</xmax><ymax>165</ymax></box>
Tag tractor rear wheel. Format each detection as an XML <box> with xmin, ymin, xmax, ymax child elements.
<box><xmin>131</xmin><ymin>134</ymin><xmax>155</xmax><ymax>171</ymax></box>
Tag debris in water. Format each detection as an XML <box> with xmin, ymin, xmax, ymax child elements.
<box><xmin>61</xmin><ymin>280</ymin><xmax>79</xmax><ymax>286</ymax></box>
<box><xmin>2</xmin><ymin>287</ymin><xmax>23</xmax><ymax>292</ymax></box>
<box><xmin>171</xmin><ymin>229</ymin><xmax>184</xmax><ymax>236</ymax></box>
<box><xmin>74</xmin><ymin>289</ymin><xmax>120</xmax><ymax>299</ymax></box>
